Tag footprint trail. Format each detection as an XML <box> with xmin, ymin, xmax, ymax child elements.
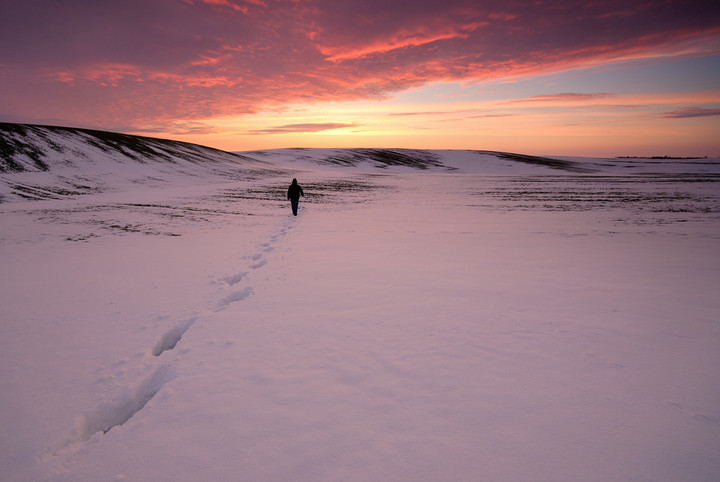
<box><xmin>45</xmin><ymin>216</ymin><xmax>296</xmax><ymax>466</ymax></box>
<box><xmin>47</xmin><ymin>220</ymin><xmax>292</xmax><ymax>465</ymax></box>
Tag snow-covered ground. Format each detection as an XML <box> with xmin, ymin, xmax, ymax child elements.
<box><xmin>1</xmin><ymin>131</ymin><xmax>719</xmax><ymax>481</ymax></box>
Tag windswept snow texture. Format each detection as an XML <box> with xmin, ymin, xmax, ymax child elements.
<box><xmin>0</xmin><ymin>123</ymin><xmax>280</xmax><ymax>203</ymax></box>
<box><xmin>1</xmin><ymin>125</ymin><xmax>719</xmax><ymax>481</ymax></box>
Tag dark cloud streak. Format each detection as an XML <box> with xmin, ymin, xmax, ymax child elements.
<box><xmin>663</xmin><ymin>107</ymin><xmax>720</xmax><ymax>118</ymax></box>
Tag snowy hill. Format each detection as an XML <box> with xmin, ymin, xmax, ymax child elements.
<box><xmin>0</xmin><ymin>123</ymin><xmax>591</xmax><ymax>179</ymax></box>
<box><xmin>0</xmin><ymin>123</ymin><xmax>274</xmax><ymax>174</ymax></box>
<box><xmin>243</xmin><ymin>147</ymin><xmax>720</xmax><ymax>176</ymax></box>
<box><xmin>3</xmin><ymin>123</ymin><xmax>719</xmax><ymax>204</ymax></box>
<box><xmin>0</xmin><ymin>123</ymin><xmax>280</xmax><ymax>202</ymax></box>
<box><xmin>242</xmin><ymin>147</ymin><xmax>601</xmax><ymax>174</ymax></box>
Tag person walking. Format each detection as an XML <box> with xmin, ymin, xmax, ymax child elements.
<box><xmin>287</xmin><ymin>178</ymin><xmax>304</xmax><ymax>216</ymax></box>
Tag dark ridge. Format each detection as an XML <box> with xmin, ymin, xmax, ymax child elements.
<box><xmin>0</xmin><ymin>123</ymin><xmax>49</xmax><ymax>172</ymax></box>
<box><xmin>323</xmin><ymin>148</ymin><xmax>450</xmax><ymax>170</ymax></box>
<box><xmin>476</xmin><ymin>150</ymin><xmax>597</xmax><ymax>173</ymax></box>
<box><xmin>617</xmin><ymin>156</ymin><xmax>708</xmax><ymax>160</ymax></box>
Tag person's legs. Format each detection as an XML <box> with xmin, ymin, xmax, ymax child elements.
<box><xmin>291</xmin><ymin>198</ymin><xmax>299</xmax><ymax>215</ymax></box>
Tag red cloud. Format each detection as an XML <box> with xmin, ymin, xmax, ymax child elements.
<box><xmin>320</xmin><ymin>30</ymin><xmax>470</xmax><ymax>62</ymax></box>
<box><xmin>2</xmin><ymin>0</ymin><xmax>719</xmax><ymax>131</ymax></box>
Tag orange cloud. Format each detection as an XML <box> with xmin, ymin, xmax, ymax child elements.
<box><xmin>52</xmin><ymin>64</ymin><xmax>143</xmax><ymax>86</ymax></box>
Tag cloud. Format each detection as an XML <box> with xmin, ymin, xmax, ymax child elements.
<box><xmin>390</xmin><ymin>111</ymin><xmax>457</xmax><ymax>117</ymax></box>
<box><xmin>663</xmin><ymin>107</ymin><xmax>720</xmax><ymax>118</ymax></box>
<box><xmin>505</xmin><ymin>93</ymin><xmax>616</xmax><ymax>104</ymax></box>
<box><xmin>1</xmin><ymin>0</ymin><xmax>719</xmax><ymax>131</ymax></box>
<box><xmin>250</xmin><ymin>123</ymin><xmax>357</xmax><ymax>134</ymax></box>
<box><xmin>469</xmin><ymin>113</ymin><xmax>514</xmax><ymax>118</ymax></box>
<box><xmin>319</xmin><ymin>27</ymin><xmax>473</xmax><ymax>62</ymax></box>
<box><xmin>135</xmin><ymin>120</ymin><xmax>219</xmax><ymax>135</ymax></box>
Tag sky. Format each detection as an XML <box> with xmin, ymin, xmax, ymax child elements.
<box><xmin>1</xmin><ymin>0</ymin><xmax>719</xmax><ymax>156</ymax></box>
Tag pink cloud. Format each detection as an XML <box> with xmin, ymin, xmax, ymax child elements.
<box><xmin>1</xmin><ymin>0</ymin><xmax>719</xmax><ymax>131</ymax></box>
<box><xmin>320</xmin><ymin>29</ymin><xmax>470</xmax><ymax>62</ymax></box>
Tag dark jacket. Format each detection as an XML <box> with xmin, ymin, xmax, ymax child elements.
<box><xmin>287</xmin><ymin>181</ymin><xmax>304</xmax><ymax>200</ymax></box>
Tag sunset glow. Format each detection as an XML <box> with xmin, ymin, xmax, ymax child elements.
<box><xmin>2</xmin><ymin>0</ymin><xmax>719</xmax><ymax>156</ymax></box>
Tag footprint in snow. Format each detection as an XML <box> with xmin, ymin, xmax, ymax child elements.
<box><xmin>249</xmin><ymin>259</ymin><xmax>267</xmax><ymax>269</ymax></box>
<box><xmin>243</xmin><ymin>252</ymin><xmax>266</xmax><ymax>269</ymax></box>
<box><xmin>45</xmin><ymin>365</ymin><xmax>177</xmax><ymax>459</ymax></box>
<box><xmin>78</xmin><ymin>365</ymin><xmax>175</xmax><ymax>441</ymax></box>
<box><xmin>666</xmin><ymin>401</ymin><xmax>720</xmax><ymax>426</ymax></box>
<box><xmin>223</xmin><ymin>271</ymin><xmax>248</xmax><ymax>286</ymax></box>
<box><xmin>217</xmin><ymin>286</ymin><xmax>254</xmax><ymax>310</ymax></box>
<box><xmin>152</xmin><ymin>317</ymin><xmax>196</xmax><ymax>357</ymax></box>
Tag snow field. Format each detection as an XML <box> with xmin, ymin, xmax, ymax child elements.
<box><xmin>1</xmin><ymin>158</ymin><xmax>719</xmax><ymax>480</ymax></box>
<box><xmin>248</xmin><ymin>177</ymin><xmax>720</xmax><ymax>481</ymax></box>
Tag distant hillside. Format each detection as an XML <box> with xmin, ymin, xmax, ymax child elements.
<box><xmin>242</xmin><ymin>147</ymin><xmax>595</xmax><ymax>173</ymax></box>
<box><xmin>246</xmin><ymin>148</ymin><xmax>720</xmax><ymax>176</ymax></box>
<box><xmin>4</xmin><ymin>123</ymin><xmax>716</xmax><ymax>204</ymax></box>
<box><xmin>0</xmin><ymin>123</ymin><xmax>281</xmax><ymax>202</ymax></box>
<box><xmin>0</xmin><ymin>123</ymin><xmax>271</xmax><ymax>173</ymax></box>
